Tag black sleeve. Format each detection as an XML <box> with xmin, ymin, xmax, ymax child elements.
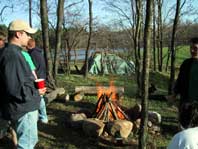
<box><xmin>30</xmin><ymin>50</ymin><xmax>46</xmax><ymax>79</ymax></box>
<box><xmin>173</xmin><ymin>61</ymin><xmax>185</xmax><ymax>95</ymax></box>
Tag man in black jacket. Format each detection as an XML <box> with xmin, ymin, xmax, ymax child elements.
<box><xmin>168</xmin><ymin>37</ymin><xmax>198</xmax><ymax>129</ymax></box>
<box><xmin>0</xmin><ymin>19</ymin><xmax>46</xmax><ymax>149</ymax></box>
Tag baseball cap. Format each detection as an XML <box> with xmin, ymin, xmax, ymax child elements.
<box><xmin>8</xmin><ymin>19</ymin><xmax>37</xmax><ymax>34</ymax></box>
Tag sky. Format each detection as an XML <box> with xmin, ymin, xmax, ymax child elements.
<box><xmin>0</xmin><ymin>0</ymin><xmax>198</xmax><ymax>28</ymax></box>
<box><xmin>0</xmin><ymin>0</ymin><xmax>109</xmax><ymax>27</ymax></box>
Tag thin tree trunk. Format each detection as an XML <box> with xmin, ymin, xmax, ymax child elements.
<box><xmin>133</xmin><ymin>0</ymin><xmax>142</xmax><ymax>97</ymax></box>
<box><xmin>139</xmin><ymin>0</ymin><xmax>153</xmax><ymax>148</ymax></box>
<box><xmin>84</xmin><ymin>0</ymin><xmax>93</xmax><ymax>78</ymax></box>
<box><xmin>40</xmin><ymin>0</ymin><xmax>56</xmax><ymax>89</ymax></box>
<box><xmin>157</xmin><ymin>0</ymin><xmax>163</xmax><ymax>72</ymax></box>
<box><xmin>152</xmin><ymin>1</ymin><xmax>156</xmax><ymax>71</ymax></box>
<box><xmin>53</xmin><ymin>0</ymin><xmax>65</xmax><ymax>79</ymax></box>
<box><xmin>29</xmin><ymin>0</ymin><xmax>32</xmax><ymax>27</ymax></box>
<box><xmin>168</xmin><ymin>0</ymin><xmax>181</xmax><ymax>94</ymax></box>
<box><xmin>165</xmin><ymin>46</ymin><xmax>171</xmax><ymax>71</ymax></box>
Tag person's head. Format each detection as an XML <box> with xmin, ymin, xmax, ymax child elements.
<box><xmin>27</xmin><ymin>38</ymin><xmax>36</xmax><ymax>49</ymax></box>
<box><xmin>8</xmin><ymin>19</ymin><xmax>37</xmax><ymax>47</ymax></box>
<box><xmin>0</xmin><ymin>31</ymin><xmax>6</xmax><ymax>48</ymax></box>
<box><xmin>190</xmin><ymin>37</ymin><xmax>198</xmax><ymax>59</ymax></box>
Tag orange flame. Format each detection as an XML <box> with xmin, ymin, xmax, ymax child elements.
<box><xmin>96</xmin><ymin>81</ymin><xmax>117</xmax><ymax>100</ymax></box>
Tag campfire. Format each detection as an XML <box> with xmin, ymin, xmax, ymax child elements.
<box><xmin>93</xmin><ymin>81</ymin><xmax>129</xmax><ymax>122</ymax></box>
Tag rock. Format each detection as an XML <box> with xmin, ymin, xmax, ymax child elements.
<box><xmin>69</xmin><ymin>113</ymin><xmax>87</xmax><ymax>128</ymax></box>
<box><xmin>148</xmin><ymin>111</ymin><xmax>161</xmax><ymax>124</ymax></box>
<box><xmin>134</xmin><ymin>118</ymin><xmax>141</xmax><ymax>129</ymax></box>
<box><xmin>152</xmin><ymin>125</ymin><xmax>160</xmax><ymax>132</ymax></box>
<box><xmin>147</xmin><ymin>121</ymin><xmax>152</xmax><ymax>128</ymax></box>
<box><xmin>65</xmin><ymin>94</ymin><xmax>70</xmax><ymax>101</ymax></box>
<box><xmin>82</xmin><ymin>118</ymin><xmax>105</xmax><ymax>137</ymax></box>
<box><xmin>106</xmin><ymin>120</ymin><xmax>133</xmax><ymax>139</ymax></box>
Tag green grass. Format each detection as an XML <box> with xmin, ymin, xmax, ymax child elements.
<box><xmin>35</xmin><ymin>45</ymin><xmax>191</xmax><ymax>148</ymax></box>
<box><xmin>34</xmin><ymin>72</ymin><xmax>178</xmax><ymax>148</ymax></box>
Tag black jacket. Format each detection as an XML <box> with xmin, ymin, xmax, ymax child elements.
<box><xmin>174</xmin><ymin>58</ymin><xmax>194</xmax><ymax>104</ymax></box>
<box><xmin>0</xmin><ymin>44</ymin><xmax>40</xmax><ymax>121</ymax></box>
<box><xmin>28</xmin><ymin>47</ymin><xmax>46</xmax><ymax>79</ymax></box>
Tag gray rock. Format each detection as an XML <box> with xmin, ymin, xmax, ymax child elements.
<box><xmin>82</xmin><ymin>118</ymin><xmax>105</xmax><ymax>137</ymax></box>
<box><xmin>106</xmin><ymin>120</ymin><xmax>133</xmax><ymax>139</ymax></box>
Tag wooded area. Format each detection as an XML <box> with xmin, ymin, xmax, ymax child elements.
<box><xmin>0</xmin><ymin>0</ymin><xmax>198</xmax><ymax>148</ymax></box>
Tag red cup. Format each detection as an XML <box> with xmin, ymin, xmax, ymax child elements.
<box><xmin>35</xmin><ymin>79</ymin><xmax>45</xmax><ymax>89</ymax></box>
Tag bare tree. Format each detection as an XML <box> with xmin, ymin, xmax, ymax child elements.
<box><xmin>84</xmin><ymin>0</ymin><xmax>93</xmax><ymax>78</ymax></box>
<box><xmin>139</xmin><ymin>0</ymin><xmax>153</xmax><ymax>148</ymax></box>
<box><xmin>40</xmin><ymin>0</ymin><xmax>56</xmax><ymax>89</ymax></box>
<box><xmin>28</xmin><ymin>0</ymin><xmax>32</xmax><ymax>27</ymax></box>
<box><xmin>63</xmin><ymin>24</ymin><xmax>85</xmax><ymax>75</ymax></box>
<box><xmin>168</xmin><ymin>0</ymin><xmax>186</xmax><ymax>94</ymax></box>
<box><xmin>152</xmin><ymin>0</ymin><xmax>156</xmax><ymax>71</ymax></box>
<box><xmin>134</xmin><ymin>0</ymin><xmax>143</xmax><ymax>97</ymax></box>
<box><xmin>102</xmin><ymin>0</ymin><xmax>144</xmax><ymax>97</ymax></box>
<box><xmin>156</xmin><ymin>0</ymin><xmax>163</xmax><ymax>72</ymax></box>
<box><xmin>0</xmin><ymin>5</ymin><xmax>13</xmax><ymax>22</ymax></box>
<box><xmin>53</xmin><ymin>0</ymin><xmax>65</xmax><ymax>79</ymax></box>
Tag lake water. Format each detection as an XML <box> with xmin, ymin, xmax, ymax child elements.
<box><xmin>59</xmin><ymin>48</ymin><xmax>128</xmax><ymax>60</ymax></box>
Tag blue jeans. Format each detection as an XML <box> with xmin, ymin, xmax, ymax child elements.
<box><xmin>12</xmin><ymin>110</ymin><xmax>38</xmax><ymax>149</ymax></box>
<box><xmin>39</xmin><ymin>96</ymin><xmax>48</xmax><ymax>123</ymax></box>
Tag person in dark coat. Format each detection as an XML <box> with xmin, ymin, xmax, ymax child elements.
<box><xmin>167</xmin><ymin>37</ymin><xmax>198</xmax><ymax>129</ymax></box>
<box><xmin>27</xmin><ymin>38</ymin><xmax>48</xmax><ymax>123</ymax></box>
<box><xmin>0</xmin><ymin>19</ymin><xmax>46</xmax><ymax>149</ymax></box>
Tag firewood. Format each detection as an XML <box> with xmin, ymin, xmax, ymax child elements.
<box><xmin>73</xmin><ymin>91</ymin><xmax>84</xmax><ymax>102</ymax></box>
<box><xmin>75</xmin><ymin>86</ymin><xmax>124</xmax><ymax>95</ymax></box>
<box><xmin>109</xmin><ymin>102</ymin><xmax>119</xmax><ymax>120</ymax></box>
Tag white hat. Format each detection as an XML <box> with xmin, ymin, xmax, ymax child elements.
<box><xmin>8</xmin><ymin>19</ymin><xmax>37</xmax><ymax>34</ymax></box>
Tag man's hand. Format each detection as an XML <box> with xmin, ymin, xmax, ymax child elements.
<box><xmin>38</xmin><ymin>87</ymin><xmax>47</xmax><ymax>95</ymax></box>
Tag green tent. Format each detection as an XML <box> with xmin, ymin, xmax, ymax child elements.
<box><xmin>88</xmin><ymin>52</ymin><xmax>135</xmax><ymax>75</ymax></box>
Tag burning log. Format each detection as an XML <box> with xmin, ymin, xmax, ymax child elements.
<box><xmin>93</xmin><ymin>93</ymin><xmax>129</xmax><ymax>122</ymax></box>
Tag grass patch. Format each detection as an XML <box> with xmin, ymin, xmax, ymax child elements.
<box><xmin>35</xmin><ymin>71</ymin><xmax>180</xmax><ymax>148</ymax></box>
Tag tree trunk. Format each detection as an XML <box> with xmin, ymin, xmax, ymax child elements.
<box><xmin>66</xmin><ymin>39</ymin><xmax>71</xmax><ymax>76</ymax></box>
<box><xmin>40</xmin><ymin>0</ymin><xmax>56</xmax><ymax>89</ymax></box>
<box><xmin>28</xmin><ymin>0</ymin><xmax>32</xmax><ymax>27</ymax></box>
<box><xmin>168</xmin><ymin>0</ymin><xmax>181</xmax><ymax>94</ymax></box>
<box><xmin>84</xmin><ymin>0</ymin><xmax>93</xmax><ymax>78</ymax></box>
<box><xmin>53</xmin><ymin>0</ymin><xmax>65</xmax><ymax>79</ymax></box>
<box><xmin>152</xmin><ymin>1</ymin><xmax>156</xmax><ymax>71</ymax></box>
<box><xmin>133</xmin><ymin>0</ymin><xmax>142</xmax><ymax>97</ymax></box>
<box><xmin>139</xmin><ymin>0</ymin><xmax>153</xmax><ymax>148</ymax></box>
<box><xmin>157</xmin><ymin>0</ymin><xmax>163</xmax><ymax>72</ymax></box>
<box><xmin>165</xmin><ymin>46</ymin><xmax>171</xmax><ymax>71</ymax></box>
